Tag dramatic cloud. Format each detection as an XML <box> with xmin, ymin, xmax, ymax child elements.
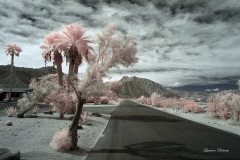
<box><xmin>0</xmin><ymin>0</ymin><xmax>240</xmax><ymax>89</ymax></box>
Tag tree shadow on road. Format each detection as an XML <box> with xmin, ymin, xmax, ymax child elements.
<box><xmin>111</xmin><ymin>115</ymin><xmax>181</xmax><ymax>123</ymax></box>
<box><xmin>91</xmin><ymin>141</ymin><xmax>228</xmax><ymax>160</ymax></box>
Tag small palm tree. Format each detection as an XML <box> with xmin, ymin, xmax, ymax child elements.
<box><xmin>40</xmin><ymin>32</ymin><xmax>65</xmax><ymax>86</ymax></box>
<box><xmin>5</xmin><ymin>44</ymin><xmax>22</xmax><ymax>101</ymax></box>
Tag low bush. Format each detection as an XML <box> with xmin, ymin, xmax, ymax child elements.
<box><xmin>4</xmin><ymin>106</ymin><xmax>17</xmax><ymax>117</ymax></box>
<box><xmin>50</xmin><ymin>129</ymin><xmax>72</xmax><ymax>151</ymax></box>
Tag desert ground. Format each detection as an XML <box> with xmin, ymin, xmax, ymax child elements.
<box><xmin>0</xmin><ymin>102</ymin><xmax>118</xmax><ymax>160</ymax></box>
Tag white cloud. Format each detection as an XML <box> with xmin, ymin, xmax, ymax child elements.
<box><xmin>205</xmin><ymin>88</ymin><xmax>220</xmax><ymax>92</ymax></box>
<box><xmin>0</xmin><ymin>0</ymin><xmax>240</xmax><ymax>87</ymax></box>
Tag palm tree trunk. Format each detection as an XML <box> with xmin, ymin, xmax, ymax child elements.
<box><xmin>9</xmin><ymin>54</ymin><xmax>14</xmax><ymax>101</ymax></box>
<box><xmin>67</xmin><ymin>61</ymin><xmax>74</xmax><ymax>89</ymax></box>
<box><xmin>74</xmin><ymin>64</ymin><xmax>79</xmax><ymax>75</ymax></box>
<box><xmin>69</xmin><ymin>98</ymin><xmax>85</xmax><ymax>150</ymax></box>
<box><xmin>53</xmin><ymin>51</ymin><xmax>63</xmax><ymax>86</ymax></box>
<box><xmin>56</xmin><ymin>63</ymin><xmax>63</xmax><ymax>86</ymax></box>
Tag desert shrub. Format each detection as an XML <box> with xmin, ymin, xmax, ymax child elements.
<box><xmin>184</xmin><ymin>100</ymin><xmax>202</xmax><ymax>113</ymax></box>
<box><xmin>4</xmin><ymin>106</ymin><xmax>17</xmax><ymax>117</ymax></box>
<box><xmin>147</xmin><ymin>98</ymin><xmax>152</xmax><ymax>106</ymax></box>
<box><xmin>50</xmin><ymin>129</ymin><xmax>72</xmax><ymax>151</ymax></box>
<box><xmin>150</xmin><ymin>92</ymin><xmax>161</xmax><ymax>106</ymax></box>
<box><xmin>136</xmin><ymin>95</ymin><xmax>204</xmax><ymax>114</ymax></box>
<box><xmin>86</xmin><ymin>96</ymin><xmax>94</xmax><ymax>103</ymax></box>
<box><xmin>79</xmin><ymin>112</ymin><xmax>89</xmax><ymax>125</ymax></box>
<box><xmin>32</xmin><ymin>106</ymin><xmax>39</xmax><ymax>114</ymax></box>
<box><xmin>230</xmin><ymin>94</ymin><xmax>240</xmax><ymax>121</ymax></box>
<box><xmin>160</xmin><ymin>98</ymin><xmax>173</xmax><ymax>108</ymax></box>
<box><xmin>100</xmin><ymin>96</ymin><xmax>110</xmax><ymax>104</ymax></box>
<box><xmin>138</xmin><ymin>95</ymin><xmax>147</xmax><ymax>104</ymax></box>
<box><xmin>47</xmin><ymin>92</ymin><xmax>76</xmax><ymax>118</ymax></box>
<box><xmin>5</xmin><ymin>120</ymin><xmax>13</xmax><ymax>126</ymax></box>
<box><xmin>206</xmin><ymin>91</ymin><xmax>240</xmax><ymax>120</ymax></box>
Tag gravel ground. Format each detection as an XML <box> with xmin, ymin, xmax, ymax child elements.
<box><xmin>0</xmin><ymin>102</ymin><xmax>119</xmax><ymax>160</ymax></box>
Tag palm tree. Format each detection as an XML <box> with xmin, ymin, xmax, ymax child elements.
<box><xmin>59</xmin><ymin>23</ymin><xmax>93</xmax><ymax>88</ymax></box>
<box><xmin>5</xmin><ymin>44</ymin><xmax>22</xmax><ymax>101</ymax></box>
<box><xmin>40</xmin><ymin>32</ymin><xmax>64</xmax><ymax>86</ymax></box>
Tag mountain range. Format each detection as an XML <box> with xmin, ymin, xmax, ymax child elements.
<box><xmin>0</xmin><ymin>65</ymin><xmax>56</xmax><ymax>88</ymax></box>
<box><xmin>0</xmin><ymin>65</ymin><xmax>211</xmax><ymax>100</ymax></box>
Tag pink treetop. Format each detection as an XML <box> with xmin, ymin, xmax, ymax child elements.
<box><xmin>59</xmin><ymin>23</ymin><xmax>94</xmax><ymax>64</ymax></box>
<box><xmin>40</xmin><ymin>32</ymin><xmax>65</xmax><ymax>63</ymax></box>
<box><xmin>96</xmin><ymin>24</ymin><xmax>138</xmax><ymax>68</ymax></box>
<box><xmin>76</xmin><ymin>23</ymin><xmax>138</xmax><ymax>100</ymax></box>
<box><xmin>5</xmin><ymin>44</ymin><xmax>22</xmax><ymax>57</ymax></box>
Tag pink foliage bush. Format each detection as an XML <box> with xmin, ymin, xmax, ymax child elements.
<box><xmin>147</xmin><ymin>98</ymin><xmax>152</xmax><ymax>106</ymax></box>
<box><xmin>86</xmin><ymin>96</ymin><xmax>94</xmax><ymax>103</ymax></box>
<box><xmin>136</xmin><ymin>95</ymin><xmax>202</xmax><ymax>113</ymax></box>
<box><xmin>150</xmin><ymin>92</ymin><xmax>161</xmax><ymax>106</ymax></box>
<box><xmin>45</xmin><ymin>89</ymin><xmax>76</xmax><ymax>118</ymax></box>
<box><xmin>50</xmin><ymin>129</ymin><xmax>72</xmax><ymax>151</ymax></box>
<box><xmin>160</xmin><ymin>98</ymin><xmax>173</xmax><ymax>108</ymax></box>
<box><xmin>138</xmin><ymin>95</ymin><xmax>147</xmax><ymax>104</ymax></box>
<box><xmin>206</xmin><ymin>91</ymin><xmax>240</xmax><ymax>120</ymax></box>
<box><xmin>184</xmin><ymin>100</ymin><xmax>202</xmax><ymax>113</ymax></box>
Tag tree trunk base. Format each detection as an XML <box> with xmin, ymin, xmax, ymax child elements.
<box><xmin>68</xmin><ymin>99</ymin><xmax>85</xmax><ymax>150</ymax></box>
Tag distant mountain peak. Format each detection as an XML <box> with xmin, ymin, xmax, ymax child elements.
<box><xmin>117</xmin><ymin>76</ymin><xmax>178</xmax><ymax>98</ymax></box>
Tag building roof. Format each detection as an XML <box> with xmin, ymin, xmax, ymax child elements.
<box><xmin>1</xmin><ymin>88</ymin><xmax>29</xmax><ymax>93</ymax></box>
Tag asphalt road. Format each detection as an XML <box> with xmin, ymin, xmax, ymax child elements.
<box><xmin>86</xmin><ymin>100</ymin><xmax>240</xmax><ymax>160</ymax></box>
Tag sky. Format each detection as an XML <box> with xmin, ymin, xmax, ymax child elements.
<box><xmin>0</xmin><ymin>0</ymin><xmax>240</xmax><ymax>91</ymax></box>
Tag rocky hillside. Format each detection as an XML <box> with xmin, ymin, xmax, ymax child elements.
<box><xmin>0</xmin><ymin>65</ymin><xmax>56</xmax><ymax>88</ymax></box>
<box><xmin>117</xmin><ymin>76</ymin><xmax>178</xmax><ymax>98</ymax></box>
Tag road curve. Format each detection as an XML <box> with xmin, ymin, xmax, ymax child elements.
<box><xmin>86</xmin><ymin>100</ymin><xmax>240</xmax><ymax>160</ymax></box>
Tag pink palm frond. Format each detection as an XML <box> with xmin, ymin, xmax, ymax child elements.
<box><xmin>40</xmin><ymin>32</ymin><xmax>65</xmax><ymax>62</ymax></box>
<box><xmin>41</xmin><ymin>50</ymin><xmax>51</xmax><ymax>62</ymax></box>
<box><xmin>5</xmin><ymin>44</ymin><xmax>22</xmax><ymax>56</ymax></box>
<box><xmin>44</xmin><ymin>32</ymin><xmax>64</xmax><ymax>46</ymax></box>
<box><xmin>63</xmin><ymin>23</ymin><xmax>85</xmax><ymax>43</ymax></box>
<box><xmin>60</xmin><ymin>23</ymin><xmax>94</xmax><ymax>65</ymax></box>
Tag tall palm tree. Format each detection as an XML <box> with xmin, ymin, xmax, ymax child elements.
<box><xmin>5</xmin><ymin>44</ymin><xmax>22</xmax><ymax>101</ymax></box>
<box><xmin>40</xmin><ymin>32</ymin><xmax>64</xmax><ymax>86</ymax></box>
<box><xmin>59</xmin><ymin>23</ymin><xmax>93</xmax><ymax>88</ymax></box>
